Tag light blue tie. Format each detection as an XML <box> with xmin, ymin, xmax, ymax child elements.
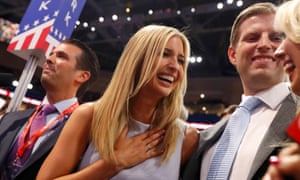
<box><xmin>207</xmin><ymin>96</ymin><xmax>262</xmax><ymax>180</ymax></box>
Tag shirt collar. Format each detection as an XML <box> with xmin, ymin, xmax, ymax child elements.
<box><xmin>241</xmin><ymin>82</ymin><xmax>290</xmax><ymax>110</ymax></box>
<box><xmin>42</xmin><ymin>97</ymin><xmax>78</xmax><ymax>114</ymax></box>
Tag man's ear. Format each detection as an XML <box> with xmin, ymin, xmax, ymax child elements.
<box><xmin>77</xmin><ymin>71</ymin><xmax>91</xmax><ymax>83</ymax></box>
<box><xmin>228</xmin><ymin>46</ymin><xmax>237</xmax><ymax>66</ymax></box>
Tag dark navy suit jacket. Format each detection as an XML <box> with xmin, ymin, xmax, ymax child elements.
<box><xmin>0</xmin><ymin>108</ymin><xmax>66</xmax><ymax>179</ymax></box>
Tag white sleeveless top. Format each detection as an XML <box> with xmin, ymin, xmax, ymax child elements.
<box><xmin>78</xmin><ymin>119</ymin><xmax>185</xmax><ymax>180</ymax></box>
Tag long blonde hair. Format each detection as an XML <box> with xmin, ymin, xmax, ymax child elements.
<box><xmin>274</xmin><ymin>0</ymin><xmax>300</xmax><ymax>44</ymax></box>
<box><xmin>91</xmin><ymin>25</ymin><xmax>190</xmax><ymax>164</ymax></box>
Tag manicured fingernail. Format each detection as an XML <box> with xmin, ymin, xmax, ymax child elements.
<box><xmin>269</xmin><ymin>156</ymin><xmax>280</xmax><ymax>165</ymax></box>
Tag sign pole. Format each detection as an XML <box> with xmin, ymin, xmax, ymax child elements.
<box><xmin>6</xmin><ymin>55</ymin><xmax>39</xmax><ymax>112</ymax></box>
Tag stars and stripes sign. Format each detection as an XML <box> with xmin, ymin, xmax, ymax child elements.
<box><xmin>7</xmin><ymin>0</ymin><xmax>86</xmax><ymax>61</ymax></box>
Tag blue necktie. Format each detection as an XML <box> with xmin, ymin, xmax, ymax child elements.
<box><xmin>207</xmin><ymin>96</ymin><xmax>262</xmax><ymax>180</ymax></box>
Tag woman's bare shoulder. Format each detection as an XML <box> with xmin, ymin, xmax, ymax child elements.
<box><xmin>72</xmin><ymin>102</ymin><xmax>95</xmax><ymax>118</ymax></box>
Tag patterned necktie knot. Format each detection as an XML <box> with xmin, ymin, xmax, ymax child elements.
<box><xmin>239</xmin><ymin>97</ymin><xmax>262</xmax><ymax>112</ymax></box>
<box><xmin>41</xmin><ymin>104</ymin><xmax>57</xmax><ymax>115</ymax></box>
<box><xmin>29</xmin><ymin>104</ymin><xmax>56</xmax><ymax>137</ymax></box>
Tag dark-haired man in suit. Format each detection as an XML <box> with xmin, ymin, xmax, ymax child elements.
<box><xmin>0</xmin><ymin>39</ymin><xmax>100</xmax><ymax>179</ymax></box>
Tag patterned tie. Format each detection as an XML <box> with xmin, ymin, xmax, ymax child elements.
<box><xmin>5</xmin><ymin>104</ymin><xmax>57</xmax><ymax>178</ymax></box>
<box><xmin>21</xmin><ymin>104</ymin><xmax>57</xmax><ymax>162</ymax></box>
<box><xmin>207</xmin><ymin>96</ymin><xmax>262</xmax><ymax>180</ymax></box>
<box><xmin>29</xmin><ymin>104</ymin><xmax>56</xmax><ymax>136</ymax></box>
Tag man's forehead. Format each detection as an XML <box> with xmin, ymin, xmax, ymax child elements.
<box><xmin>52</xmin><ymin>43</ymin><xmax>80</xmax><ymax>53</ymax></box>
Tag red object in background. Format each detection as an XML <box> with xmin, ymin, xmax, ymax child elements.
<box><xmin>287</xmin><ymin>113</ymin><xmax>300</xmax><ymax>144</ymax></box>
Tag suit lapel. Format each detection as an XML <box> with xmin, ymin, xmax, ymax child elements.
<box><xmin>17</xmin><ymin>119</ymin><xmax>67</xmax><ymax>174</ymax></box>
<box><xmin>247</xmin><ymin>93</ymin><xmax>298</xmax><ymax>179</ymax></box>
<box><xmin>0</xmin><ymin>109</ymin><xmax>34</xmax><ymax>166</ymax></box>
<box><xmin>0</xmin><ymin>109</ymin><xmax>34</xmax><ymax>139</ymax></box>
<box><xmin>182</xmin><ymin>119</ymin><xmax>227</xmax><ymax>179</ymax></box>
<box><xmin>199</xmin><ymin>119</ymin><xmax>228</xmax><ymax>153</ymax></box>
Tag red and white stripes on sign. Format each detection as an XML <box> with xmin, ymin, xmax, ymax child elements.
<box><xmin>7</xmin><ymin>19</ymin><xmax>59</xmax><ymax>57</ymax></box>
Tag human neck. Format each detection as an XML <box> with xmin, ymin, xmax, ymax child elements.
<box><xmin>45</xmin><ymin>91</ymin><xmax>76</xmax><ymax>104</ymax></box>
<box><xmin>130</xmin><ymin>97</ymin><xmax>157</xmax><ymax>124</ymax></box>
<box><xmin>242</xmin><ymin>79</ymin><xmax>282</xmax><ymax>96</ymax></box>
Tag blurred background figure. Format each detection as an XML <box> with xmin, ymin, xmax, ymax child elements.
<box><xmin>219</xmin><ymin>104</ymin><xmax>238</xmax><ymax>121</ymax></box>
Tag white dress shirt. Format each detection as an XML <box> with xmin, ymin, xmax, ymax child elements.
<box><xmin>33</xmin><ymin>97</ymin><xmax>78</xmax><ymax>152</ymax></box>
<box><xmin>201</xmin><ymin>82</ymin><xmax>291</xmax><ymax>179</ymax></box>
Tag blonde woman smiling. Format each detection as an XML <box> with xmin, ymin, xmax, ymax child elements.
<box><xmin>37</xmin><ymin>25</ymin><xmax>199</xmax><ymax>180</ymax></box>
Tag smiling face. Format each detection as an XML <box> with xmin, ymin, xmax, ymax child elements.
<box><xmin>140</xmin><ymin>35</ymin><xmax>185</xmax><ymax>101</ymax></box>
<box><xmin>228</xmin><ymin>14</ymin><xmax>285</xmax><ymax>95</ymax></box>
<box><xmin>275</xmin><ymin>38</ymin><xmax>300</xmax><ymax>95</ymax></box>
